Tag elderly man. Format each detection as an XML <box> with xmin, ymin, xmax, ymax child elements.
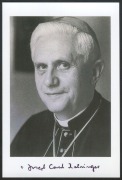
<box><xmin>11</xmin><ymin>17</ymin><xmax>111</xmax><ymax>157</ymax></box>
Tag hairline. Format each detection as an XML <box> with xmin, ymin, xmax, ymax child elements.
<box><xmin>30</xmin><ymin>21</ymin><xmax>101</xmax><ymax>63</ymax></box>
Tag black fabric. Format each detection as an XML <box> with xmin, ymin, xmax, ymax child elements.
<box><xmin>10</xmin><ymin>91</ymin><xmax>111</xmax><ymax>157</ymax></box>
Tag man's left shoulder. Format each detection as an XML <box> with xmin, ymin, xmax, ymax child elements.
<box><xmin>99</xmin><ymin>93</ymin><xmax>111</xmax><ymax>117</ymax></box>
<box><xmin>89</xmin><ymin>92</ymin><xmax>111</xmax><ymax>156</ymax></box>
<box><xmin>94</xmin><ymin>92</ymin><xmax>111</xmax><ymax>138</ymax></box>
<box><xmin>92</xmin><ymin>91</ymin><xmax>111</xmax><ymax>137</ymax></box>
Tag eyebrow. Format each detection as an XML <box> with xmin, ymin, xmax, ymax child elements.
<box><xmin>34</xmin><ymin>62</ymin><xmax>47</xmax><ymax>67</ymax></box>
<box><xmin>34</xmin><ymin>58</ymin><xmax>72</xmax><ymax>67</ymax></box>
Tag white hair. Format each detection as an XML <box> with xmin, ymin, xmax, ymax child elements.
<box><xmin>30</xmin><ymin>22</ymin><xmax>101</xmax><ymax>63</ymax></box>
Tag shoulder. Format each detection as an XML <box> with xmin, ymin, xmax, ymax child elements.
<box><xmin>86</xmin><ymin>92</ymin><xmax>111</xmax><ymax>156</ymax></box>
<box><xmin>22</xmin><ymin>110</ymin><xmax>54</xmax><ymax>129</ymax></box>
<box><xmin>99</xmin><ymin>93</ymin><xmax>111</xmax><ymax>118</ymax></box>
<box><xmin>93</xmin><ymin>91</ymin><xmax>111</xmax><ymax>129</ymax></box>
<box><xmin>101</xmin><ymin>94</ymin><xmax>110</xmax><ymax>107</ymax></box>
<box><xmin>95</xmin><ymin>91</ymin><xmax>110</xmax><ymax>113</ymax></box>
<box><xmin>29</xmin><ymin>109</ymin><xmax>54</xmax><ymax>121</ymax></box>
<box><xmin>10</xmin><ymin>110</ymin><xmax>55</xmax><ymax>156</ymax></box>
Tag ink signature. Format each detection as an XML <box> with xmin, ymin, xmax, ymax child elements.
<box><xmin>24</xmin><ymin>163</ymin><xmax>100</xmax><ymax>172</ymax></box>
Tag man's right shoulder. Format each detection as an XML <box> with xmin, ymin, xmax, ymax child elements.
<box><xmin>23</xmin><ymin>110</ymin><xmax>54</xmax><ymax>128</ymax></box>
<box><xmin>30</xmin><ymin>109</ymin><xmax>53</xmax><ymax>120</ymax></box>
<box><xmin>13</xmin><ymin>109</ymin><xmax>54</xmax><ymax>142</ymax></box>
<box><xmin>10</xmin><ymin>110</ymin><xmax>55</xmax><ymax>156</ymax></box>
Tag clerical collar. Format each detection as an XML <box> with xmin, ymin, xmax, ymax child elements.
<box><xmin>54</xmin><ymin>106</ymin><xmax>87</xmax><ymax>127</ymax></box>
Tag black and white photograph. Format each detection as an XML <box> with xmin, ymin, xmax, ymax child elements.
<box><xmin>2</xmin><ymin>2</ymin><xmax>120</xmax><ymax>178</ymax></box>
<box><xmin>10</xmin><ymin>16</ymin><xmax>111</xmax><ymax>157</ymax></box>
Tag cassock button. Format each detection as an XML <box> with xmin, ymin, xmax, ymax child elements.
<box><xmin>60</xmin><ymin>148</ymin><xmax>64</xmax><ymax>153</ymax></box>
<box><xmin>64</xmin><ymin>132</ymin><xmax>68</xmax><ymax>137</ymax></box>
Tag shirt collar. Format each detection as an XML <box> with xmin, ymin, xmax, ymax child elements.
<box><xmin>54</xmin><ymin>107</ymin><xmax>87</xmax><ymax>127</ymax></box>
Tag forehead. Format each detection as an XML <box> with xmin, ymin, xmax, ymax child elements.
<box><xmin>32</xmin><ymin>33</ymin><xmax>77</xmax><ymax>63</ymax></box>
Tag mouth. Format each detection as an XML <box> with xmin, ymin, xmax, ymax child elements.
<box><xmin>43</xmin><ymin>91</ymin><xmax>67</xmax><ymax>100</ymax></box>
<box><xmin>46</xmin><ymin>92</ymin><xmax>65</xmax><ymax>95</ymax></box>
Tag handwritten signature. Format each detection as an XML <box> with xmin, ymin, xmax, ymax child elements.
<box><xmin>26</xmin><ymin>163</ymin><xmax>100</xmax><ymax>172</ymax></box>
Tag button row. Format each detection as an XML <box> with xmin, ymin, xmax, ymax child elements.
<box><xmin>63</xmin><ymin>131</ymin><xmax>73</xmax><ymax>137</ymax></box>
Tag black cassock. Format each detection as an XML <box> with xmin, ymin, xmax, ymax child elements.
<box><xmin>11</xmin><ymin>91</ymin><xmax>111</xmax><ymax>157</ymax></box>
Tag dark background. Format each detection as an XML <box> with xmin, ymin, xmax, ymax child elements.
<box><xmin>14</xmin><ymin>17</ymin><xmax>54</xmax><ymax>72</ymax></box>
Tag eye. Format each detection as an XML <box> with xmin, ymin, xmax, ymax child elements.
<box><xmin>35</xmin><ymin>63</ymin><xmax>47</xmax><ymax>73</ymax></box>
<box><xmin>57</xmin><ymin>62</ymin><xmax>70</xmax><ymax>70</ymax></box>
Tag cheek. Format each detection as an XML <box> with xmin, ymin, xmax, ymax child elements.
<box><xmin>35</xmin><ymin>73</ymin><xmax>43</xmax><ymax>92</ymax></box>
<box><xmin>65</xmin><ymin>74</ymin><xmax>80</xmax><ymax>96</ymax></box>
<box><xmin>67</xmin><ymin>70</ymin><xmax>91</xmax><ymax>96</ymax></box>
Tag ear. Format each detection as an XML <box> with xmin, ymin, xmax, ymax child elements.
<box><xmin>92</xmin><ymin>59</ymin><xmax>104</xmax><ymax>86</ymax></box>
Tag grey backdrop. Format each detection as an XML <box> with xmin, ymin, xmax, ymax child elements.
<box><xmin>10</xmin><ymin>16</ymin><xmax>111</xmax><ymax>142</ymax></box>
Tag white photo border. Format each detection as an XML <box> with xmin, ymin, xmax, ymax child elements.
<box><xmin>2</xmin><ymin>2</ymin><xmax>120</xmax><ymax>178</ymax></box>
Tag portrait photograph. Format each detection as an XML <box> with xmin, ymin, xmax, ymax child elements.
<box><xmin>2</xmin><ymin>2</ymin><xmax>120</xmax><ymax>178</ymax></box>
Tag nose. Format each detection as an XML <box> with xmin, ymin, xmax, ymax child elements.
<box><xmin>44</xmin><ymin>69</ymin><xmax>59</xmax><ymax>87</ymax></box>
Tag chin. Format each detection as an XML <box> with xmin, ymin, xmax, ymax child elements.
<box><xmin>45</xmin><ymin>102</ymin><xmax>68</xmax><ymax>113</ymax></box>
<box><xmin>41</xmin><ymin>95</ymin><xmax>69</xmax><ymax>113</ymax></box>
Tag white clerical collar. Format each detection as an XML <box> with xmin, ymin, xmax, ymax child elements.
<box><xmin>54</xmin><ymin>107</ymin><xmax>87</xmax><ymax>128</ymax></box>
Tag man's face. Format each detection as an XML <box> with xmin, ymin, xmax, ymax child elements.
<box><xmin>32</xmin><ymin>33</ymin><xmax>94</xmax><ymax>117</ymax></box>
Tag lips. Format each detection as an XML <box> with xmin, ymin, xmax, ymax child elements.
<box><xmin>45</xmin><ymin>92</ymin><xmax>65</xmax><ymax>95</ymax></box>
<box><xmin>44</xmin><ymin>92</ymin><xmax>66</xmax><ymax>100</ymax></box>
<box><xmin>45</xmin><ymin>92</ymin><xmax>66</xmax><ymax>97</ymax></box>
